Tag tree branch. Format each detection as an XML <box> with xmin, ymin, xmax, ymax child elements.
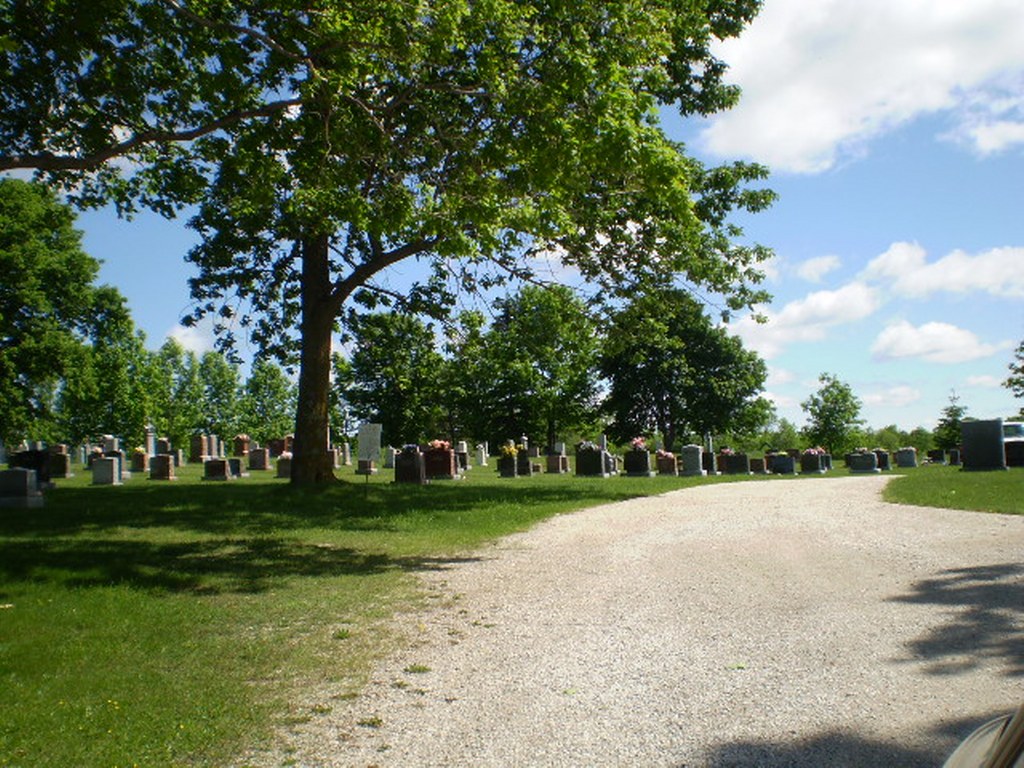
<box><xmin>0</xmin><ymin>98</ymin><xmax>303</xmax><ymax>172</ymax></box>
<box><xmin>331</xmin><ymin>236</ymin><xmax>440</xmax><ymax>312</ymax></box>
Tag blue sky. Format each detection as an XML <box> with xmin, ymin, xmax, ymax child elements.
<box><xmin>75</xmin><ymin>0</ymin><xmax>1023</xmax><ymax>432</ymax></box>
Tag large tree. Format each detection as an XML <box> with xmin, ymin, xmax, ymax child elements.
<box><xmin>341</xmin><ymin>312</ymin><xmax>446</xmax><ymax>446</ymax></box>
<box><xmin>933</xmin><ymin>390</ymin><xmax>968</xmax><ymax>450</ymax></box>
<box><xmin>2</xmin><ymin>0</ymin><xmax>773</xmax><ymax>483</ymax></box>
<box><xmin>0</xmin><ymin>178</ymin><xmax>119</xmax><ymax>444</ymax></box>
<box><xmin>801</xmin><ymin>373</ymin><xmax>864</xmax><ymax>455</ymax></box>
<box><xmin>600</xmin><ymin>288</ymin><xmax>770</xmax><ymax>451</ymax></box>
<box><xmin>453</xmin><ymin>286</ymin><xmax>600</xmax><ymax>448</ymax></box>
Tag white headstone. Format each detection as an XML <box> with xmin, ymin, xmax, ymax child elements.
<box><xmin>357</xmin><ymin>423</ymin><xmax>383</xmax><ymax>463</ymax></box>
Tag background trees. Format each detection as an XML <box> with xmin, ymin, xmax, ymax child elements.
<box><xmin>801</xmin><ymin>373</ymin><xmax>864</xmax><ymax>455</ymax></box>
<box><xmin>600</xmin><ymin>289</ymin><xmax>770</xmax><ymax>452</ymax></box>
<box><xmin>0</xmin><ymin>178</ymin><xmax>126</xmax><ymax>444</ymax></box>
<box><xmin>933</xmin><ymin>390</ymin><xmax>968</xmax><ymax>451</ymax></box>
<box><xmin>342</xmin><ymin>313</ymin><xmax>446</xmax><ymax>446</ymax></box>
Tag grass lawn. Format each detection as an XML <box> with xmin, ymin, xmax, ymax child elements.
<box><xmin>884</xmin><ymin>462</ymin><xmax>1024</xmax><ymax>515</ymax></box>
<box><xmin>1</xmin><ymin>460</ymin><xmax>1018</xmax><ymax>766</ymax></box>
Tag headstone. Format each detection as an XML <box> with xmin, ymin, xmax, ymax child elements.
<box><xmin>355</xmin><ymin>459</ymin><xmax>377</xmax><ymax>475</ymax></box>
<box><xmin>357</xmin><ymin>423</ymin><xmax>382</xmax><ymax>470</ymax></box>
<box><xmin>948</xmin><ymin>448</ymin><xmax>961</xmax><ymax>466</ymax></box>
<box><xmin>702</xmin><ymin>451</ymin><xmax>718</xmax><ymax>475</ymax></box>
<box><xmin>656</xmin><ymin>452</ymin><xmax>678</xmax><ymax>475</ymax></box>
<box><xmin>750</xmin><ymin>457</ymin><xmax>770</xmax><ymax>474</ymax></box>
<box><xmin>475</xmin><ymin>444</ymin><xmax>488</xmax><ymax>467</ymax></box>
<box><xmin>927</xmin><ymin>449</ymin><xmax>947</xmax><ymax>465</ymax></box>
<box><xmin>770</xmin><ymin>454</ymin><xmax>797</xmax><ymax>475</ymax></box>
<box><xmin>104</xmin><ymin>450</ymin><xmax>128</xmax><ymax>481</ymax></box>
<box><xmin>383</xmin><ymin>447</ymin><xmax>397</xmax><ymax>469</ymax></box>
<box><xmin>203</xmin><ymin>458</ymin><xmax>231</xmax><ymax>481</ymax></box>
<box><xmin>456</xmin><ymin>440</ymin><xmax>468</xmax><ymax>454</ymax></box>
<box><xmin>497</xmin><ymin>454</ymin><xmax>518</xmax><ymax>477</ymax></box>
<box><xmin>894</xmin><ymin>447</ymin><xmax>918</xmax><ymax>468</ymax></box>
<box><xmin>394</xmin><ymin>447</ymin><xmax>427</xmax><ymax>484</ymax></box>
<box><xmin>227</xmin><ymin>457</ymin><xmax>248</xmax><ymax>478</ymax></box>
<box><xmin>873</xmin><ymin>449</ymin><xmax>891</xmax><ymax>471</ymax></box>
<box><xmin>249</xmin><ymin>448</ymin><xmax>271</xmax><ymax>471</ymax></box>
<box><xmin>92</xmin><ymin>457</ymin><xmax>121</xmax><ymax>485</ymax></box>
<box><xmin>598</xmin><ymin>434</ymin><xmax>608</xmax><ymax>451</ymax></box>
<box><xmin>172</xmin><ymin>449</ymin><xmax>184</xmax><ymax>467</ymax></box>
<box><xmin>10</xmin><ymin>449</ymin><xmax>52</xmax><ymax>487</ymax></box>
<box><xmin>575</xmin><ymin>444</ymin><xmax>610</xmax><ymax>477</ymax></box>
<box><xmin>961</xmin><ymin>419</ymin><xmax>1007</xmax><ymax>471</ymax></box>
<box><xmin>277</xmin><ymin>457</ymin><xmax>293</xmax><ymax>478</ymax></box>
<box><xmin>679</xmin><ymin>445</ymin><xmax>706</xmax><ymax>477</ymax></box>
<box><xmin>190</xmin><ymin>434</ymin><xmax>207</xmax><ymax>463</ymax></box>
<box><xmin>144</xmin><ymin>425</ymin><xmax>157</xmax><ymax>457</ymax></box>
<box><xmin>546</xmin><ymin>454</ymin><xmax>569</xmax><ymax>474</ymax></box>
<box><xmin>156</xmin><ymin>437</ymin><xmax>172</xmax><ymax>455</ymax></box>
<box><xmin>233</xmin><ymin>434</ymin><xmax>251</xmax><ymax>457</ymax></box>
<box><xmin>799</xmin><ymin>451</ymin><xmax>826</xmax><ymax>474</ymax></box>
<box><xmin>623</xmin><ymin>449</ymin><xmax>655</xmax><ymax>477</ymax></box>
<box><xmin>130</xmin><ymin>452</ymin><xmax>148</xmax><ymax>473</ymax></box>
<box><xmin>268</xmin><ymin>438</ymin><xmax>286</xmax><ymax>458</ymax></box>
<box><xmin>516</xmin><ymin>450</ymin><xmax>534</xmax><ymax>477</ymax></box>
<box><xmin>722</xmin><ymin>452</ymin><xmax>752</xmax><ymax>475</ymax></box>
<box><xmin>341</xmin><ymin>442</ymin><xmax>352</xmax><ymax>466</ymax></box>
<box><xmin>328</xmin><ymin>448</ymin><xmax>340</xmax><ymax>469</ymax></box>
<box><xmin>424</xmin><ymin>446</ymin><xmax>459</xmax><ymax>480</ymax></box>
<box><xmin>0</xmin><ymin>468</ymin><xmax>44</xmax><ymax>507</ymax></box>
<box><xmin>149</xmin><ymin>454</ymin><xmax>176</xmax><ymax>480</ymax></box>
<box><xmin>102</xmin><ymin>435</ymin><xmax>119</xmax><ymax>454</ymax></box>
<box><xmin>48</xmin><ymin>452</ymin><xmax>73</xmax><ymax>479</ymax></box>
<box><xmin>847</xmin><ymin>451</ymin><xmax>880</xmax><ymax>473</ymax></box>
<box><xmin>76</xmin><ymin>445</ymin><xmax>87</xmax><ymax>468</ymax></box>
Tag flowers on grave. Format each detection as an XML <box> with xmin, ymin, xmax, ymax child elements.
<box><xmin>279</xmin><ymin>451</ymin><xmax>293</xmax><ymax>460</ymax></box>
<box><xmin>499</xmin><ymin>442</ymin><xmax>518</xmax><ymax>458</ymax></box>
<box><xmin>133</xmin><ymin>446</ymin><xmax>146</xmax><ymax>455</ymax></box>
<box><xmin>630</xmin><ymin>436</ymin><xmax>647</xmax><ymax>451</ymax></box>
<box><xmin>719</xmin><ymin>447</ymin><xmax>735</xmax><ymax>456</ymax></box>
<box><xmin>656</xmin><ymin>448</ymin><xmax>675</xmax><ymax>459</ymax></box>
<box><xmin>428</xmin><ymin>439</ymin><xmax>450</xmax><ymax>451</ymax></box>
<box><xmin>802</xmin><ymin>446</ymin><xmax>825</xmax><ymax>456</ymax></box>
<box><xmin>576</xmin><ymin>440</ymin><xmax>600</xmax><ymax>453</ymax></box>
<box><xmin>401</xmin><ymin>443</ymin><xmax>420</xmax><ymax>454</ymax></box>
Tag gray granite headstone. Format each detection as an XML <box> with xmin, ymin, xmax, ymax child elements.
<box><xmin>894</xmin><ymin>448</ymin><xmax>918</xmax><ymax>468</ymax></box>
<box><xmin>249</xmin><ymin>448</ymin><xmax>270</xmax><ymax>471</ymax></box>
<box><xmin>961</xmin><ymin>419</ymin><xmax>1007</xmax><ymax>471</ymax></box>
<box><xmin>847</xmin><ymin>452</ymin><xmax>880</xmax><ymax>473</ymax></box>
<box><xmin>0</xmin><ymin>467</ymin><xmax>44</xmax><ymax>507</ymax></box>
<box><xmin>679</xmin><ymin>444</ymin><xmax>706</xmax><ymax>477</ymax></box>
<box><xmin>92</xmin><ymin>457</ymin><xmax>121</xmax><ymax>485</ymax></box>
<box><xmin>149</xmin><ymin>454</ymin><xmax>176</xmax><ymax>480</ymax></box>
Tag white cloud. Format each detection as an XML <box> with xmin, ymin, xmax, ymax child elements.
<box><xmin>699</xmin><ymin>0</ymin><xmax>1024</xmax><ymax>172</ymax></box>
<box><xmin>766</xmin><ymin>367</ymin><xmax>796</xmax><ymax>386</ymax></box>
<box><xmin>796</xmin><ymin>255</ymin><xmax>841</xmax><ymax>283</ymax></box>
<box><xmin>735</xmin><ymin>282</ymin><xmax>881</xmax><ymax>358</ymax></box>
<box><xmin>862</xmin><ymin>385</ymin><xmax>922</xmax><ymax>408</ymax></box>
<box><xmin>166</xmin><ymin>322</ymin><xmax>216</xmax><ymax>355</ymax></box>
<box><xmin>943</xmin><ymin>72</ymin><xmax>1024</xmax><ymax>154</ymax></box>
<box><xmin>864</xmin><ymin>241</ymin><xmax>1024</xmax><ymax>298</ymax></box>
<box><xmin>966</xmin><ymin>374</ymin><xmax>1003</xmax><ymax>388</ymax></box>
<box><xmin>870</xmin><ymin>320</ymin><xmax>1005</xmax><ymax>363</ymax></box>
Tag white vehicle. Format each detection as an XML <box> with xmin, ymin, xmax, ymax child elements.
<box><xmin>1004</xmin><ymin>422</ymin><xmax>1024</xmax><ymax>442</ymax></box>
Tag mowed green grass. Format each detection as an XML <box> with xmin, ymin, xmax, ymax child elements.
<box><xmin>0</xmin><ymin>460</ymin><xmax>1018</xmax><ymax>766</ymax></box>
<box><xmin>884</xmin><ymin>462</ymin><xmax>1024</xmax><ymax>515</ymax></box>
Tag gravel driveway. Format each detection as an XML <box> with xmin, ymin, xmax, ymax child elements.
<box><xmin>252</xmin><ymin>475</ymin><xmax>1024</xmax><ymax>767</ymax></box>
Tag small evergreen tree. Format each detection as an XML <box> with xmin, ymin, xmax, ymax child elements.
<box><xmin>933</xmin><ymin>390</ymin><xmax>968</xmax><ymax>450</ymax></box>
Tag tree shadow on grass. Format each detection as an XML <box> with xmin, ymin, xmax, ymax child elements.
<box><xmin>0</xmin><ymin>535</ymin><xmax>482</xmax><ymax>595</ymax></box>
<box><xmin>0</xmin><ymin>478</ymin><xmax>650</xmax><ymax>538</ymax></box>
<box><xmin>887</xmin><ymin>563</ymin><xmax>1024</xmax><ymax>677</ymax></box>
<box><xmin>700</xmin><ymin>712</ymin><xmax>1005</xmax><ymax>768</ymax></box>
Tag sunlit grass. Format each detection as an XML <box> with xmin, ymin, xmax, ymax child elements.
<box><xmin>884</xmin><ymin>463</ymin><xmax>1024</xmax><ymax>515</ymax></box>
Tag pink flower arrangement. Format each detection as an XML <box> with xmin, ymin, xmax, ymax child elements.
<box><xmin>630</xmin><ymin>436</ymin><xmax>647</xmax><ymax>451</ymax></box>
<box><xmin>803</xmin><ymin>446</ymin><xmax>825</xmax><ymax>455</ymax></box>
<box><xmin>656</xmin><ymin>448</ymin><xmax>675</xmax><ymax>459</ymax></box>
<box><xmin>428</xmin><ymin>439</ymin><xmax>451</xmax><ymax>451</ymax></box>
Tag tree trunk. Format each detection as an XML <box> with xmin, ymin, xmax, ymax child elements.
<box><xmin>291</xmin><ymin>233</ymin><xmax>336</xmax><ymax>485</ymax></box>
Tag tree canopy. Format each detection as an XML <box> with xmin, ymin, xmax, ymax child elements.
<box><xmin>2</xmin><ymin>0</ymin><xmax>774</xmax><ymax>483</ymax></box>
<box><xmin>800</xmin><ymin>373</ymin><xmax>864</xmax><ymax>455</ymax></box>
<box><xmin>599</xmin><ymin>288</ymin><xmax>770</xmax><ymax>451</ymax></box>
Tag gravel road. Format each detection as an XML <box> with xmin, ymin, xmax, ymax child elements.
<box><xmin>251</xmin><ymin>475</ymin><xmax>1024</xmax><ymax>767</ymax></box>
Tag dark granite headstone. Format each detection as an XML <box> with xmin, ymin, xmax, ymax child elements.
<box><xmin>0</xmin><ymin>467</ymin><xmax>44</xmax><ymax>507</ymax></box>
<box><xmin>961</xmin><ymin>419</ymin><xmax>1007</xmax><ymax>471</ymax></box>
